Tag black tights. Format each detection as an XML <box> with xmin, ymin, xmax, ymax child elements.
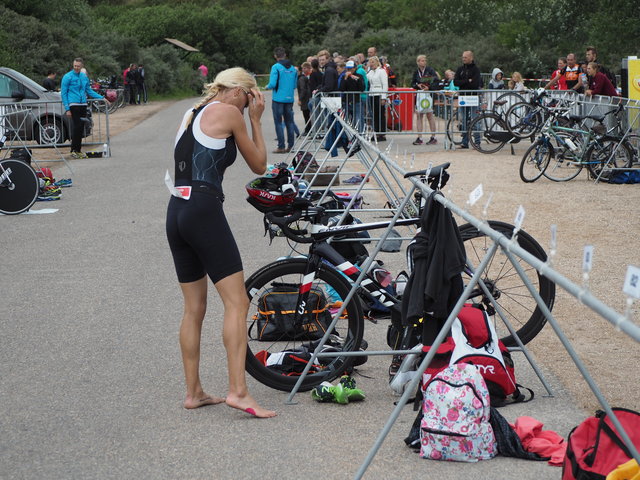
<box><xmin>69</xmin><ymin>105</ymin><xmax>87</xmax><ymax>153</ymax></box>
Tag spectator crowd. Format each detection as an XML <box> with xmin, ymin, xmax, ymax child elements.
<box><xmin>260</xmin><ymin>44</ymin><xmax>620</xmax><ymax>153</ymax></box>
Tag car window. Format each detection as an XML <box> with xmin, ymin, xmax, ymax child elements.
<box><xmin>0</xmin><ymin>74</ymin><xmax>14</xmax><ymax>98</ymax></box>
<box><xmin>0</xmin><ymin>73</ymin><xmax>39</xmax><ymax>100</ymax></box>
<box><xmin>22</xmin><ymin>85</ymin><xmax>39</xmax><ymax>100</ymax></box>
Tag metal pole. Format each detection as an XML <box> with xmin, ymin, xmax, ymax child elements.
<box><xmin>354</xmin><ymin>241</ymin><xmax>500</xmax><ymax>479</ymax></box>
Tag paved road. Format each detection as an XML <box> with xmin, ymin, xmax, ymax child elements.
<box><xmin>1</xmin><ymin>95</ymin><xmax>585</xmax><ymax>479</ymax></box>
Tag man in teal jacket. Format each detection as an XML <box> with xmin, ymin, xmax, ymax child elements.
<box><xmin>354</xmin><ymin>58</ymin><xmax>369</xmax><ymax>132</ymax></box>
<box><xmin>61</xmin><ymin>57</ymin><xmax>106</xmax><ymax>158</ymax></box>
<box><xmin>266</xmin><ymin>47</ymin><xmax>298</xmax><ymax>153</ymax></box>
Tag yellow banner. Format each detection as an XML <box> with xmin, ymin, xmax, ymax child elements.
<box><xmin>629</xmin><ymin>59</ymin><xmax>640</xmax><ymax>128</ymax></box>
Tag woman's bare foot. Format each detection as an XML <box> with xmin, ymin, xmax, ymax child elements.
<box><xmin>184</xmin><ymin>393</ymin><xmax>226</xmax><ymax>409</ymax></box>
<box><xmin>225</xmin><ymin>393</ymin><xmax>277</xmax><ymax>418</ymax></box>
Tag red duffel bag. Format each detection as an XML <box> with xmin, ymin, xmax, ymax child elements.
<box><xmin>562</xmin><ymin>408</ymin><xmax>640</xmax><ymax>480</ymax></box>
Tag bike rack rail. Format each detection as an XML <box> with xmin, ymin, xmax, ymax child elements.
<box><xmin>258</xmin><ymin>94</ymin><xmax>640</xmax><ymax>478</ymax></box>
<box><xmin>275</xmin><ymin>105</ymin><xmax>639</xmax><ymax>477</ymax></box>
<box><xmin>284</xmin><ymin>109</ymin><xmax>555</xmax><ymax>400</ymax></box>
<box><xmin>347</xmin><ymin>124</ymin><xmax>640</xmax><ymax>480</ymax></box>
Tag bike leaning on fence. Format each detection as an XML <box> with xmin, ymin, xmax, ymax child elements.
<box><xmin>520</xmin><ymin>104</ymin><xmax>635</xmax><ymax>182</ymax></box>
<box><xmin>242</xmin><ymin>163</ymin><xmax>556</xmax><ymax>392</ymax></box>
<box><xmin>0</xmin><ymin>136</ymin><xmax>40</xmax><ymax>215</ymax></box>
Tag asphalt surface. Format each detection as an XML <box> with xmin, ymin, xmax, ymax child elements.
<box><xmin>0</xmin><ymin>95</ymin><xmax>586</xmax><ymax>479</ymax></box>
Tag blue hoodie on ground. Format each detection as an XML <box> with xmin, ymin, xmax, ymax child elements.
<box><xmin>266</xmin><ymin>60</ymin><xmax>298</xmax><ymax>103</ymax></box>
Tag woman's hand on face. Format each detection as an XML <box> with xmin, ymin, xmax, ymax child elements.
<box><xmin>248</xmin><ymin>88</ymin><xmax>264</xmax><ymax>121</ymax></box>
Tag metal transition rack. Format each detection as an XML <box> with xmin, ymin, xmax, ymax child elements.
<box><xmin>267</xmin><ymin>101</ymin><xmax>639</xmax><ymax>479</ymax></box>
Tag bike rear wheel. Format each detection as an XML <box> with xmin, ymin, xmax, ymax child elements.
<box><xmin>459</xmin><ymin>220</ymin><xmax>555</xmax><ymax>346</ymax></box>
<box><xmin>446</xmin><ymin>108</ymin><xmax>464</xmax><ymax>146</ymax></box>
<box><xmin>543</xmin><ymin>132</ymin><xmax>584</xmax><ymax>182</ymax></box>
<box><xmin>0</xmin><ymin>159</ymin><xmax>39</xmax><ymax>215</ymax></box>
<box><xmin>244</xmin><ymin>258</ymin><xmax>365</xmax><ymax>392</ymax></box>
<box><xmin>469</xmin><ymin>112</ymin><xmax>509</xmax><ymax>154</ymax></box>
<box><xmin>519</xmin><ymin>139</ymin><xmax>551</xmax><ymax>183</ymax></box>
<box><xmin>586</xmin><ymin>138</ymin><xmax>633</xmax><ymax>179</ymax></box>
<box><xmin>506</xmin><ymin>102</ymin><xmax>543</xmax><ymax>139</ymax></box>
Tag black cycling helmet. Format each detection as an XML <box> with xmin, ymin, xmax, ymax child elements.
<box><xmin>246</xmin><ymin>163</ymin><xmax>298</xmax><ymax>213</ymax></box>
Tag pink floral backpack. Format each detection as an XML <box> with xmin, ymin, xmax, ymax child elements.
<box><xmin>420</xmin><ymin>362</ymin><xmax>497</xmax><ymax>462</ymax></box>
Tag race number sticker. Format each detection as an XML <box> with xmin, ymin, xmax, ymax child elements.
<box><xmin>165</xmin><ymin>170</ymin><xmax>192</xmax><ymax>200</ymax></box>
<box><xmin>583</xmin><ymin>245</ymin><xmax>594</xmax><ymax>273</ymax></box>
<box><xmin>468</xmin><ymin>184</ymin><xmax>483</xmax><ymax>206</ymax></box>
<box><xmin>514</xmin><ymin>205</ymin><xmax>525</xmax><ymax>230</ymax></box>
<box><xmin>623</xmin><ymin>265</ymin><xmax>640</xmax><ymax>299</ymax></box>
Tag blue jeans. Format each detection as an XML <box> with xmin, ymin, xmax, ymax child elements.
<box><xmin>353</xmin><ymin>100</ymin><xmax>365</xmax><ymax>133</ymax></box>
<box><xmin>272</xmin><ymin>101</ymin><xmax>295</xmax><ymax>149</ymax></box>
<box><xmin>324</xmin><ymin>121</ymin><xmax>348</xmax><ymax>157</ymax></box>
<box><xmin>460</xmin><ymin>106</ymin><xmax>480</xmax><ymax>147</ymax></box>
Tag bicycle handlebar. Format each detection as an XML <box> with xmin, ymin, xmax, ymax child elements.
<box><xmin>265</xmin><ymin>207</ymin><xmax>315</xmax><ymax>244</ymax></box>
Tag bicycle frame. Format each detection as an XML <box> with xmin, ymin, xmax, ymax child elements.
<box><xmin>287</xmin><ymin>216</ymin><xmax>423</xmax><ymax>329</ymax></box>
<box><xmin>544</xmin><ymin>123</ymin><xmax>604</xmax><ymax>166</ymax></box>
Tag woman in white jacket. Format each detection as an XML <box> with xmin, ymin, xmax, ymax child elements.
<box><xmin>367</xmin><ymin>56</ymin><xmax>388</xmax><ymax>141</ymax></box>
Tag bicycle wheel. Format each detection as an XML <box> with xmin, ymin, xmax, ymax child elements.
<box><xmin>543</xmin><ymin>132</ymin><xmax>584</xmax><ymax>182</ymax></box>
<box><xmin>469</xmin><ymin>113</ymin><xmax>509</xmax><ymax>154</ymax></box>
<box><xmin>446</xmin><ymin>108</ymin><xmax>464</xmax><ymax>146</ymax></box>
<box><xmin>0</xmin><ymin>159</ymin><xmax>39</xmax><ymax>215</ymax></box>
<box><xmin>626</xmin><ymin>134</ymin><xmax>640</xmax><ymax>167</ymax></box>
<box><xmin>506</xmin><ymin>102</ymin><xmax>543</xmax><ymax>139</ymax></box>
<box><xmin>245</xmin><ymin>258</ymin><xmax>365</xmax><ymax>392</ymax></box>
<box><xmin>459</xmin><ymin>220</ymin><xmax>555</xmax><ymax>347</ymax></box>
<box><xmin>519</xmin><ymin>139</ymin><xmax>551</xmax><ymax>183</ymax></box>
<box><xmin>586</xmin><ymin>138</ymin><xmax>633</xmax><ymax>179</ymax></box>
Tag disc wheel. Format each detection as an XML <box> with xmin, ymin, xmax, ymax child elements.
<box><xmin>0</xmin><ymin>159</ymin><xmax>39</xmax><ymax>215</ymax></box>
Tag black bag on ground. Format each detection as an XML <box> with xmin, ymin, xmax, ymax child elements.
<box><xmin>9</xmin><ymin>148</ymin><xmax>32</xmax><ymax>165</ymax></box>
<box><xmin>304</xmin><ymin>165</ymin><xmax>340</xmax><ymax>187</ymax></box>
<box><xmin>250</xmin><ymin>282</ymin><xmax>331</xmax><ymax>341</ymax></box>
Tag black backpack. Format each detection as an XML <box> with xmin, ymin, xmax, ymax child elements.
<box><xmin>9</xmin><ymin>148</ymin><xmax>32</xmax><ymax>165</ymax></box>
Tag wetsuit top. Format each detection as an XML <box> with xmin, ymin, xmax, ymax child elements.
<box><xmin>174</xmin><ymin>101</ymin><xmax>237</xmax><ymax>200</ymax></box>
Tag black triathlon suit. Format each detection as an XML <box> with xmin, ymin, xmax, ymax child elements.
<box><xmin>166</xmin><ymin>101</ymin><xmax>243</xmax><ymax>284</ymax></box>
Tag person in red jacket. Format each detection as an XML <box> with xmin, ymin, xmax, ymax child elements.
<box><xmin>585</xmin><ymin>62</ymin><xmax>619</xmax><ymax>97</ymax></box>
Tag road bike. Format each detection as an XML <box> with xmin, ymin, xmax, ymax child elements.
<box><xmin>506</xmin><ymin>88</ymin><xmax>577</xmax><ymax>140</ymax></box>
<box><xmin>0</xmin><ymin>136</ymin><xmax>40</xmax><ymax>215</ymax></box>
<box><xmin>520</xmin><ymin>104</ymin><xmax>635</xmax><ymax>182</ymax></box>
<box><xmin>447</xmin><ymin>91</ymin><xmax>526</xmax><ymax>153</ymax></box>
<box><xmin>243</xmin><ymin>163</ymin><xmax>556</xmax><ymax>391</ymax></box>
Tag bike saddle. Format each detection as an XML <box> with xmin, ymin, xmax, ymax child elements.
<box><xmin>404</xmin><ymin>162</ymin><xmax>450</xmax><ymax>180</ymax></box>
<box><xmin>404</xmin><ymin>162</ymin><xmax>450</xmax><ymax>190</ymax></box>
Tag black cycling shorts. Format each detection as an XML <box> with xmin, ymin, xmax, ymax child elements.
<box><xmin>166</xmin><ymin>193</ymin><xmax>243</xmax><ymax>284</ymax></box>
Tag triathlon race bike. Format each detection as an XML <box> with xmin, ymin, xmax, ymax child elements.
<box><xmin>243</xmin><ymin>163</ymin><xmax>556</xmax><ymax>391</ymax></box>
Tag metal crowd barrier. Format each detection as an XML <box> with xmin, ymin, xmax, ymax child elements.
<box><xmin>307</xmin><ymin>89</ymin><xmax>639</xmax><ymax>154</ymax></box>
<box><xmin>0</xmin><ymin>98</ymin><xmax>111</xmax><ymax>170</ymax></box>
